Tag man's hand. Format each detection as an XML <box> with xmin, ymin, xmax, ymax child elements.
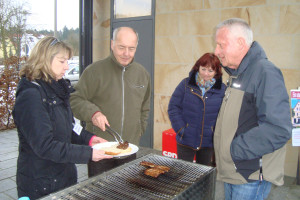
<box><xmin>92</xmin><ymin>149</ymin><xmax>112</xmax><ymax>161</ymax></box>
<box><xmin>92</xmin><ymin>111</ymin><xmax>109</xmax><ymax>131</ymax></box>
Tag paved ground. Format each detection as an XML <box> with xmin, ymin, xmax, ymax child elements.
<box><xmin>0</xmin><ymin>128</ymin><xmax>299</xmax><ymax>200</ymax></box>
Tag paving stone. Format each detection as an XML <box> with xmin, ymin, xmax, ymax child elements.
<box><xmin>0</xmin><ymin>152</ymin><xmax>18</xmax><ymax>162</ymax></box>
<box><xmin>0</xmin><ymin>167</ymin><xmax>17</xmax><ymax>180</ymax></box>
<box><xmin>0</xmin><ymin>193</ymin><xmax>14</xmax><ymax>200</ymax></box>
<box><xmin>0</xmin><ymin>158</ymin><xmax>17</xmax><ymax>170</ymax></box>
<box><xmin>0</xmin><ymin>178</ymin><xmax>16</xmax><ymax>193</ymax></box>
<box><xmin>215</xmin><ymin>181</ymin><xmax>224</xmax><ymax>200</ymax></box>
<box><xmin>0</xmin><ymin>142</ymin><xmax>15</xmax><ymax>148</ymax></box>
<box><xmin>78</xmin><ymin>176</ymin><xmax>88</xmax><ymax>183</ymax></box>
<box><xmin>3</xmin><ymin>187</ymin><xmax>18</xmax><ymax>200</ymax></box>
<box><xmin>10</xmin><ymin>176</ymin><xmax>16</xmax><ymax>182</ymax></box>
<box><xmin>76</xmin><ymin>164</ymin><xmax>88</xmax><ymax>179</ymax></box>
<box><xmin>0</xmin><ymin>147</ymin><xmax>18</xmax><ymax>155</ymax></box>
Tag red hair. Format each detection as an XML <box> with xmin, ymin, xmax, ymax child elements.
<box><xmin>192</xmin><ymin>53</ymin><xmax>222</xmax><ymax>79</ymax></box>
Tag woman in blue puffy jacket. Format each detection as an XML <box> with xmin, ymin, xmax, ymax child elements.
<box><xmin>168</xmin><ymin>53</ymin><xmax>226</xmax><ymax>166</ymax></box>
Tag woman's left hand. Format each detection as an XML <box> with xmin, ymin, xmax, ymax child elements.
<box><xmin>90</xmin><ymin>136</ymin><xmax>108</xmax><ymax>146</ymax></box>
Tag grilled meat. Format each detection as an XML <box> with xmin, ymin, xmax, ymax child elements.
<box><xmin>144</xmin><ymin>168</ymin><xmax>166</xmax><ymax>178</ymax></box>
<box><xmin>140</xmin><ymin>161</ymin><xmax>170</xmax><ymax>178</ymax></box>
<box><xmin>140</xmin><ymin>161</ymin><xmax>156</xmax><ymax>168</ymax></box>
<box><xmin>154</xmin><ymin>165</ymin><xmax>170</xmax><ymax>172</ymax></box>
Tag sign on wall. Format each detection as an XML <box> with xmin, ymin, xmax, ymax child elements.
<box><xmin>291</xmin><ymin>89</ymin><xmax>300</xmax><ymax>146</ymax></box>
<box><xmin>291</xmin><ymin>90</ymin><xmax>300</xmax><ymax>128</ymax></box>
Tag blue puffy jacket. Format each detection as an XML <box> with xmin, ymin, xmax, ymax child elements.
<box><xmin>168</xmin><ymin>71</ymin><xmax>226</xmax><ymax>149</ymax></box>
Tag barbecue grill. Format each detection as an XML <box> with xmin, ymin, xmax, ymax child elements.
<box><xmin>40</xmin><ymin>154</ymin><xmax>216</xmax><ymax>200</ymax></box>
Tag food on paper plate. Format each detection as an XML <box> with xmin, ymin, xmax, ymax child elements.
<box><xmin>100</xmin><ymin>143</ymin><xmax>132</xmax><ymax>155</ymax></box>
<box><xmin>140</xmin><ymin>161</ymin><xmax>170</xmax><ymax>178</ymax></box>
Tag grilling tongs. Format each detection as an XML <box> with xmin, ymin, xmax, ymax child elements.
<box><xmin>105</xmin><ymin>124</ymin><xmax>124</xmax><ymax>143</ymax></box>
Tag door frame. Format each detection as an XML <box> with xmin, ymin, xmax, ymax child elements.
<box><xmin>79</xmin><ymin>0</ymin><xmax>93</xmax><ymax>73</ymax></box>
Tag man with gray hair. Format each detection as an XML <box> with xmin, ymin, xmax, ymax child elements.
<box><xmin>70</xmin><ymin>27</ymin><xmax>151</xmax><ymax>177</ymax></box>
<box><xmin>214</xmin><ymin>18</ymin><xmax>292</xmax><ymax>199</ymax></box>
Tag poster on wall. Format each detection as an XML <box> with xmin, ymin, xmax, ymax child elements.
<box><xmin>291</xmin><ymin>90</ymin><xmax>300</xmax><ymax>128</ymax></box>
<box><xmin>291</xmin><ymin>90</ymin><xmax>300</xmax><ymax>146</ymax></box>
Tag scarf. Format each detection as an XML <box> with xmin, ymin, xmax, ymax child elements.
<box><xmin>195</xmin><ymin>72</ymin><xmax>216</xmax><ymax>96</ymax></box>
<box><xmin>48</xmin><ymin>79</ymin><xmax>74</xmax><ymax>106</ymax></box>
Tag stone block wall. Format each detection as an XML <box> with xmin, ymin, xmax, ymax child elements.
<box><xmin>93</xmin><ymin>0</ymin><xmax>111</xmax><ymax>61</ymax></box>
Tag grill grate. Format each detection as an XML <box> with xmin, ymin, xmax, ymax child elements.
<box><xmin>41</xmin><ymin>154</ymin><xmax>216</xmax><ymax>200</ymax></box>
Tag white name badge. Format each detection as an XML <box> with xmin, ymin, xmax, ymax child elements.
<box><xmin>73</xmin><ymin>123</ymin><xmax>83</xmax><ymax>136</ymax></box>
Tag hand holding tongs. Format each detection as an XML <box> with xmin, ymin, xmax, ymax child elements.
<box><xmin>105</xmin><ymin>124</ymin><xmax>124</xmax><ymax>143</ymax></box>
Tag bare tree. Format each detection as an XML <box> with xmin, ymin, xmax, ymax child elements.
<box><xmin>0</xmin><ymin>0</ymin><xmax>29</xmax><ymax>66</ymax></box>
<box><xmin>9</xmin><ymin>3</ymin><xmax>30</xmax><ymax>60</ymax></box>
<box><xmin>0</xmin><ymin>0</ymin><xmax>14</xmax><ymax>62</ymax></box>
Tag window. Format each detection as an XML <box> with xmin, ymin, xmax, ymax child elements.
<box><xmin>114</xmin><ymin>0</ymin><xmax>151</xmax><ymax>19</ymax></box>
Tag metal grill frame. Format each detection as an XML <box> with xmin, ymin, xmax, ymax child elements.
<box><xmin>40</xmin><ymin>154</ymin><xmax>216</xmax><ymax>200</ymax></box>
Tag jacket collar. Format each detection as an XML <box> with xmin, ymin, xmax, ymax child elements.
<box><xmin>17</xmin><ymin>77</ymin><xmax>57</xmax><ymax>99</ymax></box>
<box><xmin>110</xmin><ymin>52</ymin><xmax>135</xmax><ymax>70</ymax></box>
<box><xmin>188</xmin><ymin>70</ymin><xmax>223</xmax><ymax>90</ymax></box>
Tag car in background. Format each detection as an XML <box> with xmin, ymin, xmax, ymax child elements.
<box><xmin>64</xmin><ymin>62</ymin><xmax>79</xmax><ymax>86</ymax></box>
<box><xmin>0</xmin><ymin>65</ymin><xmax>4</xmax><ymax>73</ymax></box>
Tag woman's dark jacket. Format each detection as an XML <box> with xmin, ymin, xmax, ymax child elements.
<box><xmin>168</xmin><ymin>71</ymin><xmax>226</xmax><ymax>150</ymax></box>
<box><xmin>13</xmin><ymin>77</ymin><xmax>93</xmax><ymax>200</ymax></box>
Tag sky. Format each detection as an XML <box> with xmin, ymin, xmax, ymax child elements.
<box><xmin>22</xmin><ymin>0</ymin><xmax>79</xmax><ymax>31</ymax></box>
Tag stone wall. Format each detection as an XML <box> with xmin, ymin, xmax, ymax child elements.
<box><xmin>154</xmin><ymin>0</ymin><xmax>300</xmax><ymax>177</ymax></box>
<box><xmin>93</xmin><ymin>0</ymin><xmax>111</xmax><ymax>61</ymax></box>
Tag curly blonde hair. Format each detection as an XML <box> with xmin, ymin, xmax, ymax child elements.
<box><xmin>20</xmin><ymin>36</ymin><xmax>73</xmax><ymax>82</ymax></box>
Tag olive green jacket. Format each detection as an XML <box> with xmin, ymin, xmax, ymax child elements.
<box><xmin>70</xmin><ymin>54</ymin><xmax>151</xmax><ymax>145</ymax></box>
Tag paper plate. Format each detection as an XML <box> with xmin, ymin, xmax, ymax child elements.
<box><xmin>92</xmin><ymin>142</ymin><xmax>139</xmax><ymax>158</ymax></box>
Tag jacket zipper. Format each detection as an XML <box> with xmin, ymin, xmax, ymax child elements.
<box><xmin>121</xmin><ymin>67</ymin><xmax>125</xmax><ymax>137</ymax></box>
<box><xmin>199</xmin><ymin>96</ymin><xmax>205</xmax><ymax>150</ymax></box>
<box><xmin>223</xmin><ymin>75</ymin><xmax>238</xmax><ymax>105</ymax></box>
<box><xmin>190</xmin><ymin>88</ymin><xmax>205</xmax><ymax>150</ymax></box>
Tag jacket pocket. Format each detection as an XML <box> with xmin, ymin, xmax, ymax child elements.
<box><xmin>233</xmin><ymin>158</ymin><xmax>260</xmax><ymax>181</ymax></box>
<box><xmin>177</xmin><ymin>123</ymin><xmax>188</xmax><ymax>140</ymax></box>
<box><xmin>127</xmin><ymin>81</ymin><xmax>148</xmax><ymax>103</ymax></box>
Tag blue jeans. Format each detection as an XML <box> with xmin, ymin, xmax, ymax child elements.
<box><xmin>224</xmin><ymin>180</ymin><xmax>272</xmax><ymax>200</ymax></box>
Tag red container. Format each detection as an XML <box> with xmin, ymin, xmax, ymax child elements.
<box><xmin>162</xmin><ymin>128</ymin><xmax>196</xmax><ymax>162</ymax></box>
<box><xmin>162</xmin><ymin>128</ymin><xmax>178</xmax><ymax>159</ymax></box>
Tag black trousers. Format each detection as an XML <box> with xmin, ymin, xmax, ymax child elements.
<box><xmin>88</xmin><ymin>153</ymin><xmax>137</xmax><ymax>177</ymax></box>
<box><xmin>177</xmin><ymin>144</ymin><xmax>215</xmax><ymax>167</ymax></box>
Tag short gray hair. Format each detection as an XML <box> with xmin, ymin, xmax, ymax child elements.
<box><xmin>216</xmin><ymin>18</ymin><xmax>253</xmax><ymax>47</ymax></box>
<box><xmin>112</xmin><ymin>27</ymin><xmax>139</xmax><ymax>45</ymax></box>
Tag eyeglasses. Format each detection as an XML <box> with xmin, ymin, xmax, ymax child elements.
<box><xmin>50</xmin><ymin>38</ymin><xmax>59</xmax><ymax>46</ymax></box>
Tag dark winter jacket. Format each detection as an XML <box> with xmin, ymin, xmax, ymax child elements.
<box><xmin>168</xmin><ymin>71</ymin><xmax>226</xmax><ymax>149</ymax></box>
<box><xmin>13</xmin><ymin>77</ymin><xmax>94</xmax><ymax>200</ymax></box>
<box><xmin>214</xmin><ymin>41</ymin><xmax>292</xmax><ymax>186</ymax></box>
